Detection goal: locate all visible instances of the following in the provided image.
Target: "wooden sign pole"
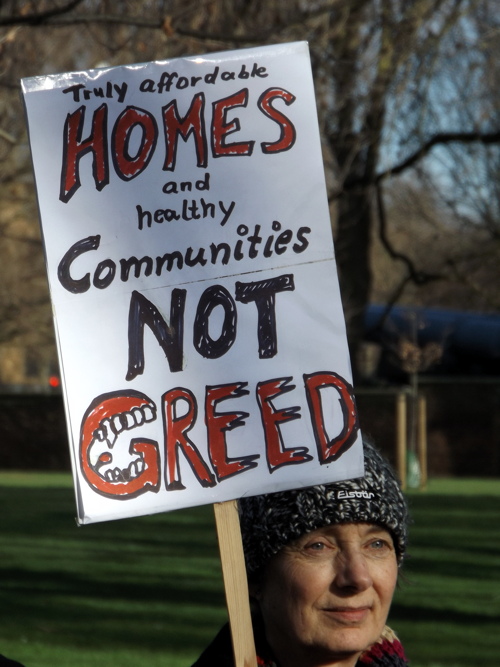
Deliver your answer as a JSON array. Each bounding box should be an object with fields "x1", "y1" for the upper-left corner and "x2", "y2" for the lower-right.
[
  {"x1": 395, "y1": 391, "x2": 407, "y2": 490},
  {"x1": 214, "y1": 499, "x2": 258, "y2": 667}
]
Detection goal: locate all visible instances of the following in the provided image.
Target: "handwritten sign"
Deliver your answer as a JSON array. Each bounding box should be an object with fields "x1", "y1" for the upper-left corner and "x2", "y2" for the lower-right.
[{"x1": 22, "y1": 42, "x2": 363, "y2": 524}]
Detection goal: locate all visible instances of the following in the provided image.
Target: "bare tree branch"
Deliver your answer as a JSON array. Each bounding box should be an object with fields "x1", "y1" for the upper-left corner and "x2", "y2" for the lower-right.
[
  {"x1": 0, "y1": 128, "x2": 16, "y2": 144},
  {"x1": 0, "y1": 0, "x2": 344, "y2": 43},
  {"x1": 376, "y1": 183, "x2": 443, "y2": 286},
  {"x1": 330, "y1": 130, "x2": 500, "y2": 198},
  {"x1": 0, "y1": 0, "x2": 85, "y2": 27},
  {"x1": 376, "y1": 130, "x2": 500, "y2": 183}
]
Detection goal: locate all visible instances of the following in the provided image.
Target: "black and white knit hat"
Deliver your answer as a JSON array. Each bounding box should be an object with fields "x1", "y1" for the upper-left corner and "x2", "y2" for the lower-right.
[{"x1": 239, "y1": 439, "x2": 409, "y2": 575}]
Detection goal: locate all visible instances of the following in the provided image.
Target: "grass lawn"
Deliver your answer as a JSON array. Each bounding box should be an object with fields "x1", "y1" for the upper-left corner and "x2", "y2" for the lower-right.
[
  {"x1": 393, "y1": 478, "x2": 500, "y2": 667},
  {"x1": 0, "y1": 473, "x2": 499, "y2": 666}
]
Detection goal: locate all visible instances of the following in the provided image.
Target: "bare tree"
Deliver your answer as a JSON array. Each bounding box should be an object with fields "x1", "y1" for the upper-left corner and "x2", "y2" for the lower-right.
[{"x1": 1, "y1": 0, "x2": 499, "y2": 382}]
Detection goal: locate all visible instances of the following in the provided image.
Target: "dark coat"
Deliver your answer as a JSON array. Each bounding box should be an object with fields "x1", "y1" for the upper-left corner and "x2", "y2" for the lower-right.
[
  {"x1": 191, "y1": 622, "x2": 409, "y2": 667},
  {"x1": 0, "y1": 655, "x2": 25, "y2": 667}
]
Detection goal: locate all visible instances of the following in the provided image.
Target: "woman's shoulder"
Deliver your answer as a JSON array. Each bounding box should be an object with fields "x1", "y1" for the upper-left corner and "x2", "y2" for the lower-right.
[
  {"x1": 190, "y1": 624, "x2": 235, "y2": 667},
  {"x1": 0, "y1": 656, "x2": 26, "y2": 667}
]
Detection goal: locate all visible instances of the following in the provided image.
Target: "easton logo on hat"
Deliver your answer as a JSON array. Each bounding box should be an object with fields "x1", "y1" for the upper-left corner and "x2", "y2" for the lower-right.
[{"x1": 335, "y1": 490, "x2": 375, "y2": 500}]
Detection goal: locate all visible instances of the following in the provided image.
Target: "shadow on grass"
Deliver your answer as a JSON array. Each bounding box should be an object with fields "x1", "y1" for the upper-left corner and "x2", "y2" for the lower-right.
[
  {"x1": 1, "y1": 570, "x2": 225, "y2": 651},
  {"x1": 402, "y1": 492, "x2": 500, "y2": 581},
  {"x1": 0, "y1": 484, "x2": 226, "y2": 653},
  {"x1": 392, "y1": 488, "x2": 500, "y2": 665},
  {"x1": 2, "y1": 480, "x2": 500, "y2": 665},
  {"x1": 392, "y1": 600, "x2": 497, "y2": 626}
]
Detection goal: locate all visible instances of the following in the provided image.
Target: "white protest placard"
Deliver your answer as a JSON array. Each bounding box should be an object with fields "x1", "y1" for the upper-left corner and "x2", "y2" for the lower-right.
[{"x1": 22, "y1": 42, "x2": 363, "y2": 524}]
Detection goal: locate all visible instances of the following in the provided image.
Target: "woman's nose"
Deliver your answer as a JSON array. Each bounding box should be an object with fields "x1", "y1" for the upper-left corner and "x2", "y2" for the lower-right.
[{"x1": 333, "y1": 550, "x2": 373, "y2": 592}]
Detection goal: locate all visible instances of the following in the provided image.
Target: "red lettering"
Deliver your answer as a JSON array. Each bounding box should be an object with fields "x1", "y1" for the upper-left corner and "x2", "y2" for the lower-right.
[
  {"x1": 79, "y1": 390, "x2": 160, "y2": 498},
  {"x1": 256, "y1": 377, "x2": 312, "y2": 472},
  {"x1": 258, "y1": 87, "x2": 296, "y2": 154},
  {"x1": 304, "y1": 371, "x2": 359, "y2": 463},
  {"x1": 205, "y1": 382, "x2": 258, "y2": 481},
  {"x1": 59, "y1": 88, "x2": 298, "y2": 202},
  {"x1": 162, "y1": 93, "x2": 207, "y2": 170},
  {"x1": 112, "y1": 106, "x2": 158, "y2": 180},
  {"x1": 212, "y1": 89, "x2": 255, "y2": 157},
  {"x1": 162, "y1": 387, "x2": 215, "y2": 490},
  {"x1": 78, "y1": 370, "x2": 359, "y2": 500},
  {"x1": 60, "y1": 104, "x2": 109, "y2": 203}
]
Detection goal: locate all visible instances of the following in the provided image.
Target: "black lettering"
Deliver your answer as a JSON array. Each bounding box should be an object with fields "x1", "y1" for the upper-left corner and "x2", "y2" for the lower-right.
[
  {"x1": 126, "y1": 289, "x2": 186, "y2": 380},
  {"x1": 136, "y1": 205, "x2": 152, "y2": 230},
  {"x1": 193, "y1": 285, "x2": 237, "y2": 359},
  {"x1": 120, "y1": 256, "x2": 154, "y2": 281},
  {"x1": 58, "y1": 235, "x2": 101, "y2": 294},
  {"x1": 235, "y1": 274, "x2": 295, "y2": 358},
  {"x1": 93, "y1": 258, "x2": 116, "y2": 289},
  {"x1": 293, "y1": 226, "x2": 311, "y2": 253}
]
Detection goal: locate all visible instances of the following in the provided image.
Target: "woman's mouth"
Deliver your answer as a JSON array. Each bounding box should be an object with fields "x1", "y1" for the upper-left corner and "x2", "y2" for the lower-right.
[{"x1": 323, "y1": 606, "x2": 371, "y2": 624}]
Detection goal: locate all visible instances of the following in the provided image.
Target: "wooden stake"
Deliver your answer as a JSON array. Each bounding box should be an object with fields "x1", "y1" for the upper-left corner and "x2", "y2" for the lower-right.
[
  {"x1": 417, "y1": 394, "x2": 428, "y2": 490},
  {"x1": 396, "y1": 391, "x2": 407, "y2": 490},
  {"x1": 214, "y1": 499, "x2": 258, "y2": 667}
]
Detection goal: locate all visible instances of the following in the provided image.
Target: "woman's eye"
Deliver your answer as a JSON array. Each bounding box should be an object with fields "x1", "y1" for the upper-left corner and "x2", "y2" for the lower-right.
[
  {"x1": 369, "y1": 538, "x2": 391, "y2": 551},
  {"x1": 306, "y1": 541, "x2": 326, "y2": 551}
]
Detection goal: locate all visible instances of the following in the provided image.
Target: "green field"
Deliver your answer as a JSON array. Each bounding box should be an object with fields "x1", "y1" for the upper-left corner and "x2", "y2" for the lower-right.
[{"x1": 0, "y1": 473, "x2": 499, "y2": 667}]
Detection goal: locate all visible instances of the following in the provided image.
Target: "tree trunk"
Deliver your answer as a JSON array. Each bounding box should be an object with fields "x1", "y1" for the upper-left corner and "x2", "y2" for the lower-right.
[{"x1": 335, "y1": 177, "x2": 373, "y2": 381}]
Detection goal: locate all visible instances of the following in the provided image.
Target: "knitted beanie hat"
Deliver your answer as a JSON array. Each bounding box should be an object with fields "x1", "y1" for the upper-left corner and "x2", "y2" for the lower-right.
[{"x1": 239, "y1": 439, "x2": 409, "y2": 575}]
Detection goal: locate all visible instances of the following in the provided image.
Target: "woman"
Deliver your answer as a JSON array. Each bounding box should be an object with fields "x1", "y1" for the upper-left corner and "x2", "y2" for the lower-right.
[{"x1": 192, "y1": 439, "x2": 410, "y2": 667}]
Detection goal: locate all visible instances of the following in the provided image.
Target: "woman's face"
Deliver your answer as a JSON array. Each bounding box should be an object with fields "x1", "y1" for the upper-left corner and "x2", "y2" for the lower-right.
[{"x1": 253, "y1": 522, "x2": 399, "y2": 667}]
